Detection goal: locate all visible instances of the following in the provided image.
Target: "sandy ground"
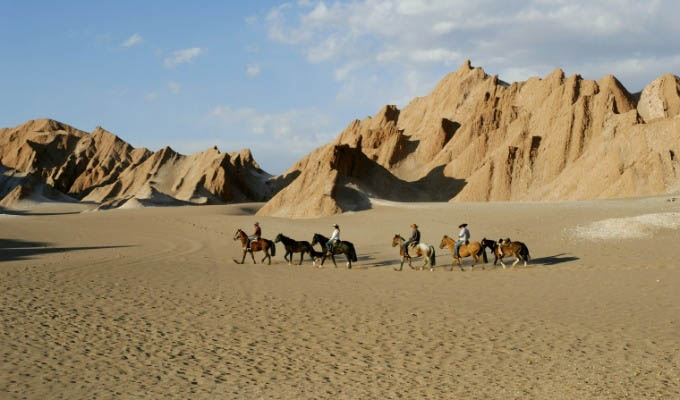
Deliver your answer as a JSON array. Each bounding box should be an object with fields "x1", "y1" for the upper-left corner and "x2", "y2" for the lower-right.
[{"x1": 1, "y1": 198, "x2": 679, "y2": 399}]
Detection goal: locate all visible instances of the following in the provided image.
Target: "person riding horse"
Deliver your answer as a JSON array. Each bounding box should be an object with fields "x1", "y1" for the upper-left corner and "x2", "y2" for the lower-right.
[
  {"x1": 246, "y1": 222, "x2": 262, "y2": 251},
  {"x1": 455, "y1": 223, "x2": 470, "y2": 258},
  {"x1": 327, "y1": 224, "x2": 340, "y2": 253},
  {"x1": 402, "y1": 223, "x2": 420, "y2": 257}
]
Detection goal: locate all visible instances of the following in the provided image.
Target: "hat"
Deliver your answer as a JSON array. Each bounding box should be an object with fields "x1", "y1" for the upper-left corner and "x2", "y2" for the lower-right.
[
  {"x1": 458, "y1": 223, "x2": 468, "y2": 228},
  {"x1": 411, "y1": 223, "x2": 418, "y2": 228},
  {"x1": 254, "y1": 222, "x2": 260, "y2": 226},
  {"x1": 333, "y1": 224, "x2": 339, "y2": 228}
]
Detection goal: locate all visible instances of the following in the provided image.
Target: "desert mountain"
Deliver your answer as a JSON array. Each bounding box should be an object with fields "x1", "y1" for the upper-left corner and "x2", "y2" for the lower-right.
[
  {"x1": 0, "y1": 164, "x2": 76, "y2": 209},
  {"x1": 258, "y1": 61, "x2": 680, "y2": 217},
  {"x1": 0, "y1": 119, "x2": 279, "y2": 209}
]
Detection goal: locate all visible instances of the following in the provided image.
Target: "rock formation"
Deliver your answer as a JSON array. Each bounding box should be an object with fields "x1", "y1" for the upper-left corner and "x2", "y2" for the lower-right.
[
  {"x1": 0, "y1": 119, "x2": 278, "y2": 209},
  {"x1": 258, "y1": 60, "x2": 680, "y2": 217}
]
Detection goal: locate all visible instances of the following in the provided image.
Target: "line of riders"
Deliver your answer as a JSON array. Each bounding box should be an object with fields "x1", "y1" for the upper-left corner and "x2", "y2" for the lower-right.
[{"x1": 233, "y1": 222, "x2": 530, "y2": 271}]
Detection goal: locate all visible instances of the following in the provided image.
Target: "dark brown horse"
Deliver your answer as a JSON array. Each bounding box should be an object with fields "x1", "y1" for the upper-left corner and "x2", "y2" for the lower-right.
[
  {"x1": 480, "y1": 238, "x2": 498, "y2": 265},
  {"x1": 275, "y1": 233, "x2": 315, "y2": 265},
  {"x1": 311, "y1": 233, "x2": 358, "y2": 269},
  {"x1": 233, "y1": 229, "x2": 276, "y2": 265}
]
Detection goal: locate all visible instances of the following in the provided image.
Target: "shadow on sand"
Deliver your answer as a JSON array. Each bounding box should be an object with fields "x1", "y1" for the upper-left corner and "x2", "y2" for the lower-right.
[
  {"x1": 531, "y1": 254, "x2": 579, "y2": 266},
  {"x1": 0, "y1": 238, "x2": 133, "y2": 263}
]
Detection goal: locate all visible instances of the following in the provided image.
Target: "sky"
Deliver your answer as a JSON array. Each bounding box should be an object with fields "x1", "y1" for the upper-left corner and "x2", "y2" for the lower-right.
[{"x1": 1, "y1": 0, "x2": 680, "y2": 173}]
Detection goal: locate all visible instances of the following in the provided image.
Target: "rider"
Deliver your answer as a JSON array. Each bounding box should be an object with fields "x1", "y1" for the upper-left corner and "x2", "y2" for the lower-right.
[
  {"x1": 402, "y1": 223, "x2": 420, "y2": 257},
  {"x1": 455, "y1": 223, "x2": 470, "y2": 258},
  {"x1": 327, "y1": 224, "x2": 340, "y2": 253},
  {"x1": 245, "y1": 222, "x2": 261, "y2": 251}
]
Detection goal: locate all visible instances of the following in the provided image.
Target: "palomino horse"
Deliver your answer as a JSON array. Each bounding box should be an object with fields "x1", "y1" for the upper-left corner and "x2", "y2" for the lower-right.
[
  {"x1": 233, "y1": 229, "x2": 276, "y2": 265},
  {"x1": 274, "y1": 233, "x2": 316, "y2": 266},
  {"x1": 391, "y1": 234, "x2": 436, "y2": 271},
  {"x1": 439, "y1": 235, "x2": 483, "y2": 271},
  {"x1": 495, "y1": 238, "x2": 531, "y2": 268},
  {"x1": 311, "y1": 233, "x2": 358, "y2": 269}
]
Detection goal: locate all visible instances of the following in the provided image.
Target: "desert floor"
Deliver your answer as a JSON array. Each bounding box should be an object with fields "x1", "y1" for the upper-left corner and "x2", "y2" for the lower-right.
[{"x1": 1, "y1": 198, "x2": 679, "y2": 399}]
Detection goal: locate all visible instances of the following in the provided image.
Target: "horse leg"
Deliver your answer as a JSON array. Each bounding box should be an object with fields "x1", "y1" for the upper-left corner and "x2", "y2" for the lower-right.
[
  {"x1": 500, "y1": 257, "x2": 507, "y2": 269},
  {"x1": 238, "y1": 250, "x2": 247, "y2": 264},
  {"x1": 299, "y1": 251, "x2": 304, "y2": 266},
  {"x1": 331, "y1": 254, "x2": 338, "y2": 268},
  {"x1": 512, "y1": 255, "x2": 520, "y2": 268},
  {"x1": 345, "y1": 253, "x2": 350, "y2": 269},
  {"x1": 250, "y1": 249, "x2": 257, "y2": 264},
  {"x1": 395, "y1": 256, "x2": 404, "y2": 271}
]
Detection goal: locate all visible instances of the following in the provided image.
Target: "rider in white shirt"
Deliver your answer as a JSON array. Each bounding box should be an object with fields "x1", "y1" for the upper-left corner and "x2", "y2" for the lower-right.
[
  {"x1": 455, "y1": 223, "x2": 470, "y2": 258},
  {"x1": 327, "y1": 224, "x2": 340, "y2": 253}
]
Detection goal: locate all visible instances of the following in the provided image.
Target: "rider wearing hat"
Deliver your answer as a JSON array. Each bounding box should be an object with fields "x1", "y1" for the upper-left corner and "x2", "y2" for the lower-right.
[
  {"x1": 402, "y1": 223, "x2": 420, "y2": 257},
  {"x1": 327, "y1": 224, "x2": 340, "y2": 253},
  {"x1": 455, "y1": 223, "x2": 470, "y2": 258},
  {"x1": 246, "y1": 222, "x2": 262, "y2": 251}
]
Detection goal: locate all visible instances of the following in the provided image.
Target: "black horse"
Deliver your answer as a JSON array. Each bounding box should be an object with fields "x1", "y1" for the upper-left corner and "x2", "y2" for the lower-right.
[
  {"x1": 311, "y1": 233, "x2": 358, "y2": 269},
  {"x1": 274, "y1": 233, "x2": 316, "y2": 265}
]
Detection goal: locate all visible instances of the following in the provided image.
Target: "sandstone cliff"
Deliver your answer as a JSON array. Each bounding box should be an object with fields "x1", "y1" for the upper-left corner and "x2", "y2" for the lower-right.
[
  {"x1": 0, "y1": 119, "x2": 277, "y2": 209},
  {"x1": 258, "y1": 61, "x2": 680, "y2": 217}
]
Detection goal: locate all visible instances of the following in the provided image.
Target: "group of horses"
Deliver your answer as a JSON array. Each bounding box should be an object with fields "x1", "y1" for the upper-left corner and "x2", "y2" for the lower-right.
[
  {"x1": 233, "y1": 228, "x2": 530, "y2": 271},
  {"x1": 391, "y1": 235, "x2": 530, "y2": 271},
  {"x1": 232, "y1": 229, "x2": 358, "y2": 268}
]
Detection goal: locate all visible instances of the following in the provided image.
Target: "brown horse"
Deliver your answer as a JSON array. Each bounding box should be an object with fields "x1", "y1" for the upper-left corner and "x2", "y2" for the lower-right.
[
  {"x1": 391, "y1": 234, "x2": 436, "y2": 271},
  {"x1": 495, "y1": 238, "x2": 531, "y2": 268},
  {"x1": 233, "y1": 229, "x2": 276, "y2": 265},
  {"x1": 439, "y1": 235, "x2": 483, "y2": 271}
]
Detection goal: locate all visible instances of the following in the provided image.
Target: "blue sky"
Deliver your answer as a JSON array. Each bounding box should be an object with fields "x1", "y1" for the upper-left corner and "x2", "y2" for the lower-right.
[{"x1": 2, "y1": 1, "x2": 680, "y2": 173}]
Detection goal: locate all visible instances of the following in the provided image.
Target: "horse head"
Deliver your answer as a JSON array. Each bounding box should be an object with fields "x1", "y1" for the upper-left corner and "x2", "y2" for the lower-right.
[
  {"x1": 311, "y1": 233, "x2": 322, "y2": 246},
  {"x1": 439, "y1": 235, "x2": 450, "y2": 249},
  {"x1": 391, "y1": 234, "x2": 403, "y2": 247},
  {"x1": 233, "y1": 229, "x2": 244, "y2": 241},
  {"x1": 274, "y1": 233, "x2": 283, "y2": 243}
]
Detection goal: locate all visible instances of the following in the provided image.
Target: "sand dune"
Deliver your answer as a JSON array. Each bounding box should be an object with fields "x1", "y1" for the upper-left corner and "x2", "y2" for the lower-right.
[{"x1": 1, "y1": 197, "x2": 679, "y2": 399}]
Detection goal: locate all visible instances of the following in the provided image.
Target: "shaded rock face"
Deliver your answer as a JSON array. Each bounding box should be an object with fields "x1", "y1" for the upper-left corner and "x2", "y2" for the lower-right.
[
  {"x1": 258, "y1": 61, "x2": 680, "y2": 217},
  {"x1": 0, "y1": 119, "x2": 277, "y2": 208}
]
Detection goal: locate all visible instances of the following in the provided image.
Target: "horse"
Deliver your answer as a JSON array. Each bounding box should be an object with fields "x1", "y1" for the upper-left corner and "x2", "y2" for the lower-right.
[
  {"x1": 311, "y1": 233, "x2": 358, "y2": 269},
  {"x1": 274, "y1": 233, "x2": 315, "y2": 266},
  {"x1": 480, "y1": 238, "x2": 498, "y2": 265},
  {"x1": 439, "y1": 235, "x2": 483, "y2": 271},
  {"x1": 391, "y1": 234, "x2": 436, "y2": 271},
  {"x1": 494, "y1": 238, "x2": 531, "y2": 268},
  {"x1": 232, "y1": 229, "x2": 276, "y2": 265}
]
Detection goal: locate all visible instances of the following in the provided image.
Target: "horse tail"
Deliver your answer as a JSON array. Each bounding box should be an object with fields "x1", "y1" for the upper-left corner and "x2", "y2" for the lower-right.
[
  {"x1": 348, "y1": 243, "x2": 358, "y2": 262},
  {"x1": 478, "y1": 246, "x2": 487, "y2": 263},
  {"x1": 429, "y1": 245, "x2": 436, "y2": 267},
  {"x1": 268, "y1": 240, "x2": 276, "y2": 256},
  {"x1": 522, "y1": 244, "x2": 530, "y2": 261}
]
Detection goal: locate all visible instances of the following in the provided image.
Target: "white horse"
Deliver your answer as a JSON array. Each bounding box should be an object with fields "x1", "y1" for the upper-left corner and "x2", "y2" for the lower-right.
[{"x1": 391, "y1": 234, "x2": 436, "y2": 271}]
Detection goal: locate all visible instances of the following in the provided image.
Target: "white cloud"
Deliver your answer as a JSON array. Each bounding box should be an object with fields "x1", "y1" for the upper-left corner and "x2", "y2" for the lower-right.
[
  {"x1": 121, "y1": 33, "x2": 143, "y2": 48},
  {"x1": 163, "y1": 47, "x2": 205, "y2": 68},
  {"x1": 207, "y1": 105, "x2": 336, "y2": 158},
  {"x1": 144, "y1": 92, "x2": 158, "y2": 101},
  {"x1": 246, "y1": 63, "x2": 261, "y2": 77},
  {"x1": 167, "y1": 81, "x2": 181, "y2": 94},
  {"x1": 262, "y1": 0, "x2": 680, "y2": 102}
]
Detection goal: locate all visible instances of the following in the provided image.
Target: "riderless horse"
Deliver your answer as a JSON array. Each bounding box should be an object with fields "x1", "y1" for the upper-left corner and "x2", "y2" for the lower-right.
[
  {"x1": 493, "y1": 238, "x2": 531, "y2": 268},
  {"x1": 274, "y1": 233, "x2": 317, "y2": 266}
]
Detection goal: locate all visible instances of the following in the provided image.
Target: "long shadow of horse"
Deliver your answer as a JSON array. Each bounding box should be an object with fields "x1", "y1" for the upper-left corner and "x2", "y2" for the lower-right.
[
  {"x1": 531, "y1": 253, "x2": 579, "y2": 266},
  {"x1": 0, "y1": 207, "x2": 81, "y2": 216},
  {"x1": 0, "y1": 238, "x2": 133, "y2": 263}
]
